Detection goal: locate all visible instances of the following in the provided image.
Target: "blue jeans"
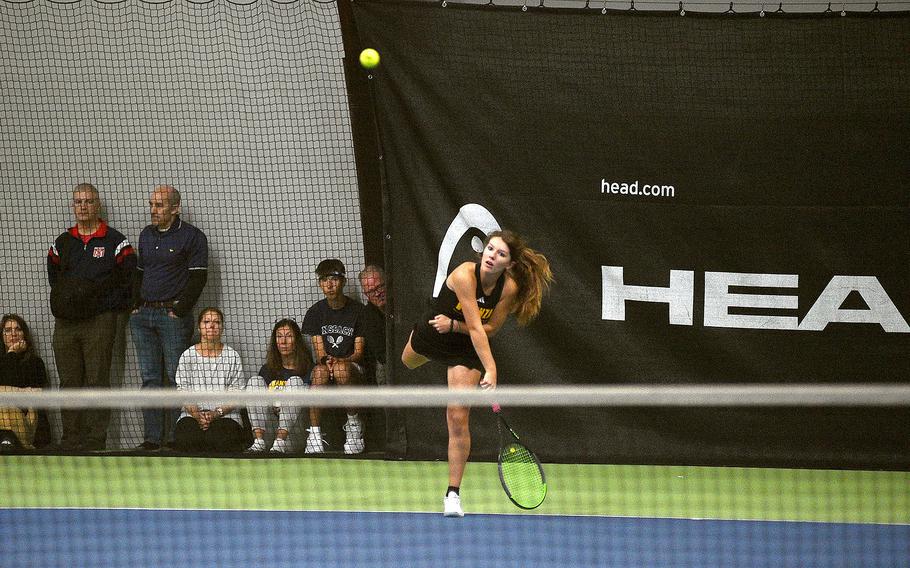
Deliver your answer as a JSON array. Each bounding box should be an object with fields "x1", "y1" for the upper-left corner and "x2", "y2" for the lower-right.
[{"x1": 129, "y1": 307, "x2": 193, "y2": 444}]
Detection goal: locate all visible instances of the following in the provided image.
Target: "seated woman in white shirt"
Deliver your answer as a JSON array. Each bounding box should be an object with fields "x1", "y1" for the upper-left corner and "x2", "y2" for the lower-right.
[{"x1": 173, "y1": 307, "x2": 247, "y2": 454}]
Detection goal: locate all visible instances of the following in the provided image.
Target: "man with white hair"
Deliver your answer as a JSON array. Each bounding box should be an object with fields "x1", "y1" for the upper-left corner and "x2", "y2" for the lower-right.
[
  {"x1": 358, "y1": 264, "x2": 387, "y2": 383},
  {"x1": 47, "y1": 182, "x2": 136, "y2": 451}
]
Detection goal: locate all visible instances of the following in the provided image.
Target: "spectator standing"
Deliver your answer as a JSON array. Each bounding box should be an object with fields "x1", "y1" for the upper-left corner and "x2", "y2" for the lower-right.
[
  {"x1": 130, "y1": 185, "x2": 208, "y2": 451},
  {"x1": 47, "y1": 183, "x2": 136, "y2": 451},
  {"x1": 302, "y1": 259, "x2": 366, "y2": 454}
]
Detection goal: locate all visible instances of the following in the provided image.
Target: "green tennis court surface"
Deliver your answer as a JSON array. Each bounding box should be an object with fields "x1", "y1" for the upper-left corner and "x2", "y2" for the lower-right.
[{"x1": 2, "y1": 456, "x2": 906, "y2": 524}]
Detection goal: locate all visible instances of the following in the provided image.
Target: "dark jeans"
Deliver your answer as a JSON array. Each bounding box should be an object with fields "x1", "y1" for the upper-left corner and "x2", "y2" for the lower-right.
[
  {"x1": 129, "y1": 307, "x2": 193, "y2": 444},
  {"x1": 174, "y1": 416, "x2": 247, "y2": 454},
  {"x1": 52, "y1": 311, "x2": 118, "y2": 448}
]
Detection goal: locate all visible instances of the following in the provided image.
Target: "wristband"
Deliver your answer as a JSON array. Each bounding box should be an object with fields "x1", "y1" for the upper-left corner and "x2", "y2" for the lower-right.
[{"x1": 449, "y1": 319, "x2": 454, "y2": 333}]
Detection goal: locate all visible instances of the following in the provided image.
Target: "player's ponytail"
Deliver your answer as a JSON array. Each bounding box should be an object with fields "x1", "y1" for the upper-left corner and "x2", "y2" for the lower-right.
[{"x1": 487, "y1": 230, "x2": 553, "y2": 326}]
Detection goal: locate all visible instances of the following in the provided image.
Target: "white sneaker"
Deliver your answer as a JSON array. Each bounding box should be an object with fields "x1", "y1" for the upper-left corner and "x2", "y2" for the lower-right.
[
  {"x1": 270, "y1": 438, "x2": 289, "y2": 454},
  {"x1": 344, "y1": 437, "x2": 365, "y2": 454},
  {"x1": 305, "y1": 428, "x2": 326, "y2": 454},
  {"x1": 245, "y1": 438, "x2": 266, "y2": 453},
  {"x1": 443, "y1": 492, "x2": 464, "y2": 517},
  {"x1": 343, "y1": 417, "x2": 364, "y2": 455}
]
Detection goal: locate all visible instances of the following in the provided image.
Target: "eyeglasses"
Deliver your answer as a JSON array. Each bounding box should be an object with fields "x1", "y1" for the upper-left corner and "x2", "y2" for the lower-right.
[{"x1": 363, "y1": 282, "x2": 386, "y2": 297}]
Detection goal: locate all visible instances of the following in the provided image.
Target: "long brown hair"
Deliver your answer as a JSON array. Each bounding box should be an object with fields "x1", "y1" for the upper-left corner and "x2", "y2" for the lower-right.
[
  {"x1": 1, "y1": 313, "x2": 37, "y2": 360},
  {"x1": 486, "y1": 230, "x2": 553, "y2": 326},
  {"x1": 266, "y1": 318, "x2": 313, "y2": 377}
]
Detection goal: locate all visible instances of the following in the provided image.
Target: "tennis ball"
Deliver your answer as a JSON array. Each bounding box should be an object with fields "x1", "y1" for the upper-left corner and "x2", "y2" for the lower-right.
[
  {"x1": 359, "y1": 48, "x2": 380, "y2": 69},
  {"x1": 509, "y1": 447, "x2": 516, "y2": 453}
]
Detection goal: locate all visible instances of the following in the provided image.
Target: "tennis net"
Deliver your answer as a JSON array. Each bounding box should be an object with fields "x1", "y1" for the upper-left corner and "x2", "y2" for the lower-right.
[{"x1": 0, "y1": 384, "x2": 908, "y2": 567}]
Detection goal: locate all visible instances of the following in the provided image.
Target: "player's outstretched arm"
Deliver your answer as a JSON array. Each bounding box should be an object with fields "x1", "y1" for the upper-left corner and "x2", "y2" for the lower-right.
[{"x1": 449, "y1": 263, "x2": 497, "y2": 388}]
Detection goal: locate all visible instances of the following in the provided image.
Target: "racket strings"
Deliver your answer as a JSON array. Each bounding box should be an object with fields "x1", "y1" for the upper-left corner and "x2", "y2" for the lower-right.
[{"x1": 499, "y1": 442, "x2": 546, "y2": 507}]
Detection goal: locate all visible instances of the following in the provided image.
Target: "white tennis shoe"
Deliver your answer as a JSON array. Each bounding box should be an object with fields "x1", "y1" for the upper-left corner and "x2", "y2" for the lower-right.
[
  {"x1": 245, "y1": 438, "x2": 266, "y2": 453},
  {"x1": 343, "y1": 416, "x2": 364, "y2": 455},
  {"x1": 443, "y1": 492, "x2": 464, "y2": 517},
  {"x1": 269, "y1": 438, "x2": 289, "y2": 454},
  {"x1": 305, "y1": 428, "x2": 326, "y2": 454}
]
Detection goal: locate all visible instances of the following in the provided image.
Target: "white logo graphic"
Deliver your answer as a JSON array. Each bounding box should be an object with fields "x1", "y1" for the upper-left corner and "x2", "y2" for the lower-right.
[
  {"x1": 433, "y1": 204, "x2": 501, "y2": 298},
  {"x1": 601, "y1": 266, "x2": 910, "y2": 333},
  {"x1": 600, "y1": 179, "x2": 676, "y2": 198},
  {"x1": 327, "y1": 335, "x2": 344, "y2": 349}
]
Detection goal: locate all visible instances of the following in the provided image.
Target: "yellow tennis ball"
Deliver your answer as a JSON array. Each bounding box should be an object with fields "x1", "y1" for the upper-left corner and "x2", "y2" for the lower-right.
[
  {"x1": 359, "y1": 48, "x2": 380, "y2": 69},
  {"x1": 509, "y1": 447, "x2": 516, "y2": 453}
]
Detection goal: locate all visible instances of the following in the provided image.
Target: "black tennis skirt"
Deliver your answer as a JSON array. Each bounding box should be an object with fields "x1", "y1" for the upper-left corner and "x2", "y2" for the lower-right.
[{"x1": 410, "y1": 319, "x2": 484, "y2": 371}]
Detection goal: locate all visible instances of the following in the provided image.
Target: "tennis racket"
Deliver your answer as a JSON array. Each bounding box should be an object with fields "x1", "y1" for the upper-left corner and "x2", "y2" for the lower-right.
[{"x1": 492, "y1": 403, "x2": 547, "y2": 509}]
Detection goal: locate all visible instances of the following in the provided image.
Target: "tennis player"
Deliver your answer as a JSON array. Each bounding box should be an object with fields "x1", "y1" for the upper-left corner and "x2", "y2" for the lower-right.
[{"x1": 401, "y1": 230, "x2": 552, "y2": 517}]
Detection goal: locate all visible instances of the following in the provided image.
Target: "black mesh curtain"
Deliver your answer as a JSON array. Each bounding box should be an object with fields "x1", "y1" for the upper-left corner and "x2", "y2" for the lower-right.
[{"x1": 346, "y1": 1, "x2": 910, "y2": 467}]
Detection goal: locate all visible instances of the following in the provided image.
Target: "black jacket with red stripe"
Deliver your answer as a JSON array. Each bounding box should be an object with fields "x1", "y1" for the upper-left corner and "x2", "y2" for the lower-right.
[{"x1": 47, "y1": 221, "x2": 137, "y2": 315}]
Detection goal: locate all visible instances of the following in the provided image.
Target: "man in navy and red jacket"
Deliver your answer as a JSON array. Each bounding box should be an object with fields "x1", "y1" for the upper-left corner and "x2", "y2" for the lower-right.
[{"x1": 47, "y1": 182, "x2": 136, "y2": 451}]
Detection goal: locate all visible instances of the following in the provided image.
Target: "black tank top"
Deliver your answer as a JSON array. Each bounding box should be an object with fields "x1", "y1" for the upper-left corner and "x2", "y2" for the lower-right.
[{"x1": 434, "y1": 263, "x2": 506, "y2": 324}]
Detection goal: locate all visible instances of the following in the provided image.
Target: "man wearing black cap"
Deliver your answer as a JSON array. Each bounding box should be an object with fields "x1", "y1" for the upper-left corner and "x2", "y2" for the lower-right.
[{"x1": 301, "y1": 259, "x2": 366, "y2": 454}]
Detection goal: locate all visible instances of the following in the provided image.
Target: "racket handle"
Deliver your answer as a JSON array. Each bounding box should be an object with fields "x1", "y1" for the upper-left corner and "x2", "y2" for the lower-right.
[{"x1": 491, "y1": 403, "x2": 501, "y2": 413}]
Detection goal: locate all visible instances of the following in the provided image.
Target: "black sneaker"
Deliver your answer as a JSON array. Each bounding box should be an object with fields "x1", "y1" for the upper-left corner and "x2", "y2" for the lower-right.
[{"x1": 135, "y1": 441, "x2": 161, "y2": 451}]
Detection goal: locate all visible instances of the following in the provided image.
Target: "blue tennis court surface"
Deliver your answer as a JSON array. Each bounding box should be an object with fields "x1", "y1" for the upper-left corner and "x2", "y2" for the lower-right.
[{"x1": 2, "y1": 509, "x2": 907, "y2": 567}]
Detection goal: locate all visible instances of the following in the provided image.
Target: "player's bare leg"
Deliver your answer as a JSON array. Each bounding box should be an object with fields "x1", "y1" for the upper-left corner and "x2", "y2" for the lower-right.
[
  {"x1": 401, "y1": 332, "x2": 429, "y2": 369},
  {"x1": 444, "y1": 365, "x2": 480, "y2": 517},
  {"x1": 446, "y1": 365, "x2": 481, "y2": 488}
]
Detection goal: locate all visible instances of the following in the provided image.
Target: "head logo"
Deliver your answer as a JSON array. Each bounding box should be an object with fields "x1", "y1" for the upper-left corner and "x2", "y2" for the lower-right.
[
  {"x1": 433, "y1": 204, "x2": 501, "y2": 298},
  {"x1": 601, "y1": 266, "x2": 909, "y2": 333}
]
